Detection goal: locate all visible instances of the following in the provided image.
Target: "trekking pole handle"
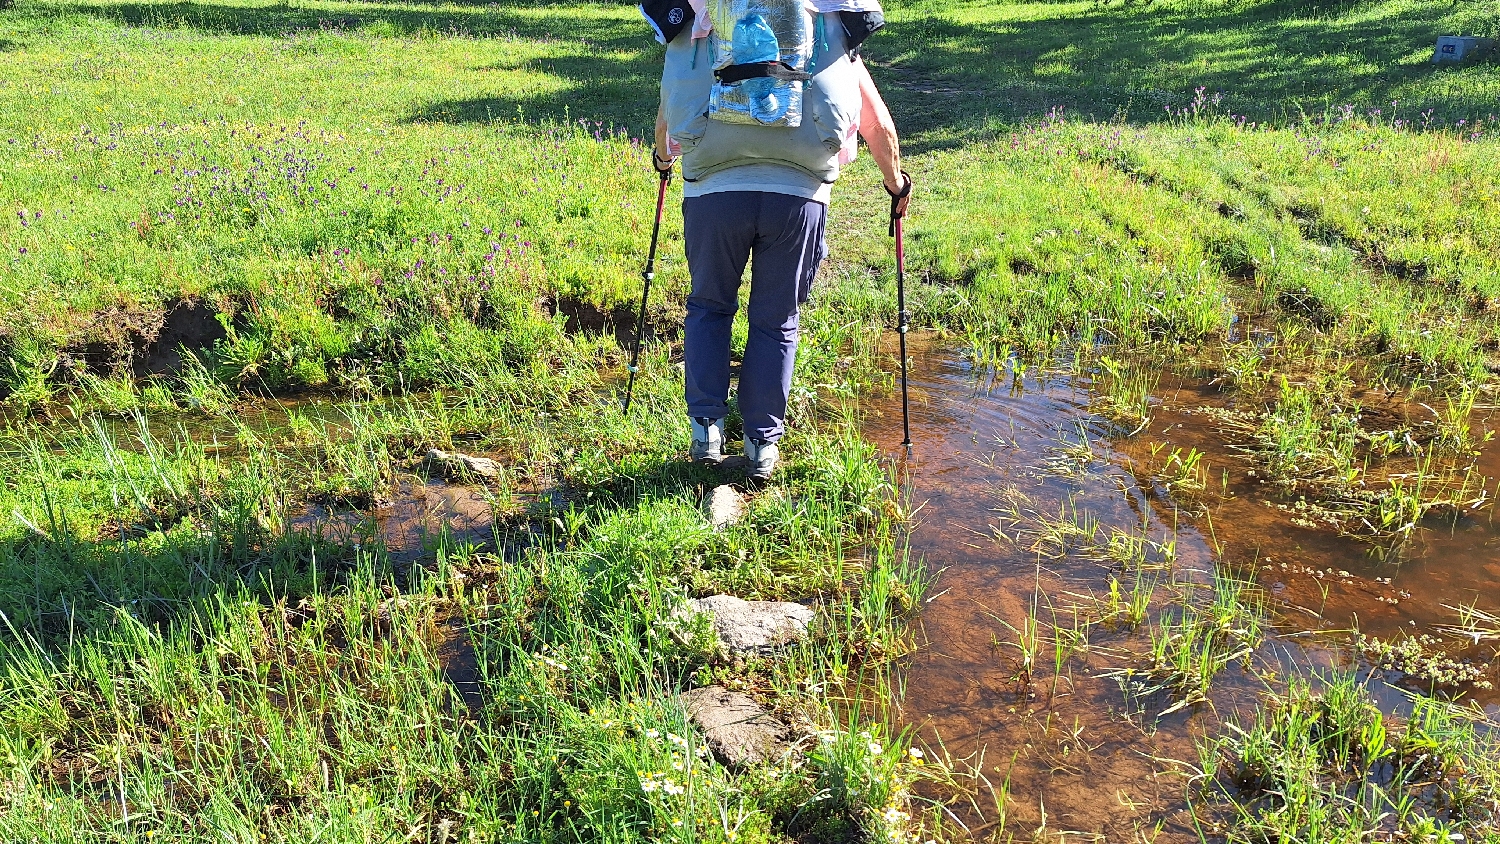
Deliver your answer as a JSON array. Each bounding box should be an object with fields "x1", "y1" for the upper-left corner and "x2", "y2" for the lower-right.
[
  {"x1": 886, "y1": 170, "x2": 912, "y2": 237},
  {"x1": 653, "y1": 151, "x2": 675, "y2": 183}
]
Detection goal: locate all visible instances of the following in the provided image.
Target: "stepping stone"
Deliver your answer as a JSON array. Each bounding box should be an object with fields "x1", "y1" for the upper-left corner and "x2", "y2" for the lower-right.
[
  {"x1": 679, "y1": 595, "x2": 814, "y2": 655},
  {"x1": 426, "y1": 448, "x2": 500, "y2": 481},
  {"x1": 681, "y1": 685, "x2": 789, "y2": 770},
  {"x1": 707, "y1": 484, "x2": 745, "y2": 531}
]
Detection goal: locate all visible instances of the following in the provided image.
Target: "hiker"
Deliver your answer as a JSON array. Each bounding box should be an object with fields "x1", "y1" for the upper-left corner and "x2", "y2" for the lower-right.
[{"x1": 646, "y1": 0, "x2": 911, "y2": 481}]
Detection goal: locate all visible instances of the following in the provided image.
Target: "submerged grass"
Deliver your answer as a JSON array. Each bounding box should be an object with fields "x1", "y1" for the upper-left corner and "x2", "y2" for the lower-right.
[{"x1": 1198, "y1": 674, "x2": 1500, "y2": 843}]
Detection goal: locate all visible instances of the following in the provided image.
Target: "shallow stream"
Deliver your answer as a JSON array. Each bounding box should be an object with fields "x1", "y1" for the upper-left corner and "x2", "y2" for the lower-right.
[
  {"x1": 865, "y1": 341, "x2": 1500, "y2": 839},
  {"x1": 40, "y1": 342, "x2": 1500, "y2": 839}
]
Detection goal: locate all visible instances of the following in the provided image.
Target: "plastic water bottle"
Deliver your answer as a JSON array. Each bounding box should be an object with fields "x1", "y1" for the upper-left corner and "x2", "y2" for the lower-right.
[
  {"x1": 733, "y1": 13, "x2": 779, "y2": 63},
  {"x1": 733, "y1": 14, "x2": 786, "y2": 124}
]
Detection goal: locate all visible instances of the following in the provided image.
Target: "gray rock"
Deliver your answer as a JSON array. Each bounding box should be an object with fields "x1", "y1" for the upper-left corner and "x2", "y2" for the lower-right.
[
  {"x1": 706, "y1": 484, "x2": 745, "y2": 531},
  {"x1": 681, "y1": 594, "x2": 813, "y2": 654},
  {"x1": 426, "y1": 449, "x2": 501, "y2": 481},
  {"x1": 681, "y1": 686, "x2": 789, "y2": 769}
]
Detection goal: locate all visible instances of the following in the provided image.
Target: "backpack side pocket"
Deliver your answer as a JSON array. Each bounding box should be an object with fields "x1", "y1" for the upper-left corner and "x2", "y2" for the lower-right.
[
  {"x1": 662, "y1": 35, "x2": 714, "y2": 153},
  {"x1": 806, "y1": 32, "x2": 861, "y2": 155}
]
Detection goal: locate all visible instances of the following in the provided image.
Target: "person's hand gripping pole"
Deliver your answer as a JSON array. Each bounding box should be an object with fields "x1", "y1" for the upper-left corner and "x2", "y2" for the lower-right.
[
  {"x1": 888, "y1": 170, "x2": 914, "y2": 451},
  {"x1": 622, "y1": 153, "x2": 673, "y2": 415}
]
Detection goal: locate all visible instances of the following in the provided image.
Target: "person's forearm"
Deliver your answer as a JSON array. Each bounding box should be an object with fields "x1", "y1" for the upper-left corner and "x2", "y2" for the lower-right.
[
  {"x1": 856, "y1": 61, "x2": 903, "y2": 192},
  {"x1": 655, "y1": 100, "x2": 671, "y2": 161}
]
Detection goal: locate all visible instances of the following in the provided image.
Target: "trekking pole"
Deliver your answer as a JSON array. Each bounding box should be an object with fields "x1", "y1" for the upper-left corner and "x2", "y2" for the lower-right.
[
  {"x1": 889, "y1": 171, "x2": 914, "y2": 452},
  {"x1": 623, "y1": 166, "x2": 671, "y2": 415}
]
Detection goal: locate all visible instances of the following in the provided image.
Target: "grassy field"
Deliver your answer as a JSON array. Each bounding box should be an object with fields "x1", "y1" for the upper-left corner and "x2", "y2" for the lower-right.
[{"x1": 2, "y1": 0, "x2": 1500, "y2": 840}]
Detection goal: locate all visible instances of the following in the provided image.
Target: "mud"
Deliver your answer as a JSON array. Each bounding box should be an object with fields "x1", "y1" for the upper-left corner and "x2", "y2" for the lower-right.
[
  {"x1": 434, "y1": 615, "x2": 484, "y2": 718},
  {"x1": 293, "y1": 477, "x2": 498, "y2": 564},
  {"x1": 539, "y1": 295, "x2": 640, "y2": 348},
  {"x1": 133, "y1": 299, "x2": 228, "y2": 376},
  {"x1": 866, "y1": 340, "x2": 1500, "y2": 840},
  {"x1": 56, "y1": 296, "x2": 230, "y2": 379}
]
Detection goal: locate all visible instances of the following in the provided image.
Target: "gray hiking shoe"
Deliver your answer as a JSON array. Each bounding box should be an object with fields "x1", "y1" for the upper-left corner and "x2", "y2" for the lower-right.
[
  {"x1": 690, "y1": 417, "x2": 725, "y2": 464},
  {"x1": 744, "y1": 438, "x2": 779, "y2": 481}
]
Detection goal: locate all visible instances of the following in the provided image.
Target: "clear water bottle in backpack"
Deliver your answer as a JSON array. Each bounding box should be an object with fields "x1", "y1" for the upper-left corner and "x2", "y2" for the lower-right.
[
  {"x1": 705, "y1": 0, "x2": 811, "y2": 128},
  {"x1": 732, "y1": 14, "x2": 787, "y2": 124}
]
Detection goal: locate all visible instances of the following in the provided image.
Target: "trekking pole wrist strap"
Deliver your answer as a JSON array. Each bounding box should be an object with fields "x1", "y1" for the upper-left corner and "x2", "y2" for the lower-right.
[
  {"x1": 887, "y1": 170, "x2": 911, "y2": 236},
  {"x1": 885, "y1": 170, "x2": 912, "y2": 200},
  {"x1": 653, "y1": 151, "x2": 674, "y2": 182}
]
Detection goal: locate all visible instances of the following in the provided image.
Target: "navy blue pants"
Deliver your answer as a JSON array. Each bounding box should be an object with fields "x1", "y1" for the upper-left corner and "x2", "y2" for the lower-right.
[{"x1": 682, "y1": 191, "x2": 828, "y2": 443}]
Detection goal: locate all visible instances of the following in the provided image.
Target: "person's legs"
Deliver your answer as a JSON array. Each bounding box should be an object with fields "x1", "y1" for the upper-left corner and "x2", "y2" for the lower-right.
[
  {"x1": 683, "y1": 192, "x2": 759, "y2": 424},
  {"x1": 739, "y1": 194, "x2": 827, "y2": 444}
]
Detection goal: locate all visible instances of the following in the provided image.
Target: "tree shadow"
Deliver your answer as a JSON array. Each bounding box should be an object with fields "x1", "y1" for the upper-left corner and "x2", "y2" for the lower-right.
[
  {"x1": 867, "y1": 0, "x2": 1495, "y2": 150},
  {"x1": 42, "y1": 0, "x2": 640, "y2": 42},
  {"x1": 42, "y1": 0, "x2": 663, "y2": 129},
  {"x1": 412, "y1": 53, "x2": 659, "y2": 130},
  {"x1": 0, "y1": 474, "x2": 518, "y2": 652},
  {"x1": 0, "y1": 514, "x2": 353, "y2": 647},
  {"x1": 35, "y1": 0, "x2": 1497, "y2": 148}
]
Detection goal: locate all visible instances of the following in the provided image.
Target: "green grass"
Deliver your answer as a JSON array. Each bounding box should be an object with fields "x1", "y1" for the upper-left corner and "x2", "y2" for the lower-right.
[
  {"x1": 882, "y1": 0, "x2": 1500, "y2": 144},
  {"x1": 0, "y1": 359, "x2": 931, "y2": 841},
  {"x1": 1198, "y1": 673, "x2": 1500, "y2": 842}
]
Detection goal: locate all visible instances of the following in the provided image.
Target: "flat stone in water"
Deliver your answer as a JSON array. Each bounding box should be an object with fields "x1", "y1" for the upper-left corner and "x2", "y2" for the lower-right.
[
  {"x1": 426, "y1": 448, "x2": 500, "y2": 481},
  {"x1": 707, "y1": 484, "x2": 745, "y2": 531},
  {"x1": 681, "y1": 685, "x2": 789, "y2": 769},
  {"x1": 683, "y1": 594, "x2": 813, "y2": 654}
]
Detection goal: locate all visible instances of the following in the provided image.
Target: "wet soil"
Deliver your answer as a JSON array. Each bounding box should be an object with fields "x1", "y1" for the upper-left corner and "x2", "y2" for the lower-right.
[
  {"x1": 866, "y1": 341, "x2": 1500, "y2": 840},
  {"x1": 292, "y1": 477, "x2": 498, "y2": 564},
  {"x1": 132, "y1": 299, "x2": 229, "y2": 377},
  {"x1": 434, "y1": 615, "x2": 485, "y2": 718},
  {"x1": 52, "y1": 296, "x2": 231, "y2": 380}
]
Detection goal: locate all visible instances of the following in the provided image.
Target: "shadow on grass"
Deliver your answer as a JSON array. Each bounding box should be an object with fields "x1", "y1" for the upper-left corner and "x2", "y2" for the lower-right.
[
  {"x1": 0, "y1": 516, "x2": 360, "y2": 646},
  {"x1": 41, "y1": 0, "x2": 643, "y2": 43},
  {"x1": 40, "y1": 0, "x2": 662, "y2": 128},
  {"x1": 32, "y1": 0, "x2": 1498, "y2": 146},
  {"x1": 412, "y1": 54, "x2": 658, "y2": 129},
  {"x1": 871, "y1": 0, "x2": 1497, "y2": 150},
  {"x1": 0, "y1": 449, "x2": 727, "y2": 652}
]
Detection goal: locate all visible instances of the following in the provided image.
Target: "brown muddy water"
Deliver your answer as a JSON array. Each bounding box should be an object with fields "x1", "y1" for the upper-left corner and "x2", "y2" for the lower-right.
[
  {"x1": 292, "y1": 478, "x2": 500, "y2": 564},
  {"x1": 81, "y1": 395, "x2": 530, "y2": 563},
  {"x1": 866, "y1": 341, "x2": 1500, "y2": 841}
]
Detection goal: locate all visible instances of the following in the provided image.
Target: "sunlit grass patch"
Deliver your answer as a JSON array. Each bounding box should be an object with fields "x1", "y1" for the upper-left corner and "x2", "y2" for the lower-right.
[{"x1": 1197, "y1": 674, "x2": 1500, "y2": 842}]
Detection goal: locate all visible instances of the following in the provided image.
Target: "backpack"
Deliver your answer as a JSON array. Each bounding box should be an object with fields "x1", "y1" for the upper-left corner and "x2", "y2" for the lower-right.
[{"x1": 653, "y1": 1, "x2": 876, "y2": 185}]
